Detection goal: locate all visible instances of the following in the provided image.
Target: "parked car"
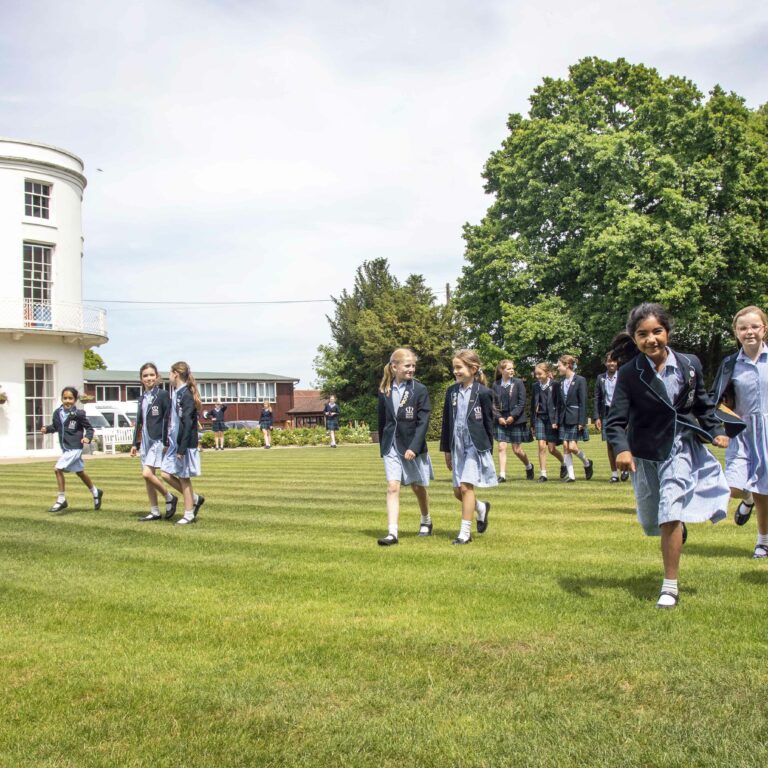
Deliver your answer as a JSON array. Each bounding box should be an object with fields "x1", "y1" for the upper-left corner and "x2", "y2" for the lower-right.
[
  {"x1": 224, "y1": 420, "x2": 260, "y2": 430},
  {"x1": 85, "y1": 402, "x2": 136, "y2": 429}
]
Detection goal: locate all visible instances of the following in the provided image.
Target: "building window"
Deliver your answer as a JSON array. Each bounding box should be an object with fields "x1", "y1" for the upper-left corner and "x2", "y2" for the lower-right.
[
  {"x1": 25, "y1": 363, "x2": 55, "y2": 450},
  {"x1": 25, "y1": 180, "x2": 51, "y2": 219},
  {"x1": 23, "y1": 243, "x2": 53, "y2": 328},
  {"x1": 259, "y1": 382, "x2": 276, "y2": 402},
  {"x1": 96, "y1": 385, "x2": 120, "y2": 401},
  {"x1": 126, "y1": 385, "x2": 141, "y2": 401}
]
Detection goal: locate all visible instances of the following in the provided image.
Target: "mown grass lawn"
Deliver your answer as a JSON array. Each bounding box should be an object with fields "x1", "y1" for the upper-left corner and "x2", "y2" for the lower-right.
[{"x1": 1, "y1": 443, "x2": 766, "y2": 767}]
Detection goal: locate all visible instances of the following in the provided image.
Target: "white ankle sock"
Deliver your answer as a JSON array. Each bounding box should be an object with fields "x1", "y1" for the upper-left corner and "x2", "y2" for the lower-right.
[
  {"x1": 611, "y1": 471, "x2": 618, "y2": 479},
  {"x1": 57, "y1": 493, "x2": 66, "y2": 503},
  {"x1": 757, "y1": 534, "x2": 768, "y2": 546},
  {"x1": 388, "y1": 524, "x2": 398, "y2": 538},
  {"x1": 564, "y1": 454, "x2": 575, "y2": 479},
  {"x1": 540, "y1": 469, "x2": 547, "y2": 478},
  {"x1": 420, "y1": 514, "x2": 431, "y2": 526},
  {"x1": 165, "y1": 492, "x2": 174, "y2": 502},
  {"x1": 458, "y1": 519, "x2": 472, "y2": 541},
  {"x1": 744, "y1": 492, "x2": 755, "y2": 505},
  {"x1": 475, "y1": 500, "x2": 487, "y2": 521},
  {"x1": 525, "y1": 463, "x2": 533, "y2": 470},
  {"x1": 183, "y1": 509, "x2": 195, "y2": 521},
  {"x1": 91, "y1": 486, "x2": 100, "y2": 497},
  {"x1": 662, "y1": 578, "x2": 678, "y2": 596},
  {"x1": 150, "y1": 505, "x2": 159, "y2": 515}
]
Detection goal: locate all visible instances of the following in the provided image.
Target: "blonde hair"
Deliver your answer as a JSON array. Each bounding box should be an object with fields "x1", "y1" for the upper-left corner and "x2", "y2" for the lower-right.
[
  {"x1": 170, "y1": 361, "x2": 202, "y2": 413},
  {"x1": 379, "y1": 347, "x2": 416, "y2": 395},
  {"x1": 495, "y1": 358, "x2": 515, "y2": 382},
  {"x1": 535, "y1": 362, "x2": 555, "y2": 378},
  {"x1": 453, "y1": 349, "x2": 487, "y2": 386},
  {"x1": 732, "y1": 305, "x2": 768, "y2": 332},
  {"x1": 558, "y1": 354, "x2": 577, "y2": 371}
]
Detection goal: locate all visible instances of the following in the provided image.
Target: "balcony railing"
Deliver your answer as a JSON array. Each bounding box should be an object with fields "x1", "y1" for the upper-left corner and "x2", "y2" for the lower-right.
[{"x1": 0, "y1": 298, "x2": 107, "y2": 339}]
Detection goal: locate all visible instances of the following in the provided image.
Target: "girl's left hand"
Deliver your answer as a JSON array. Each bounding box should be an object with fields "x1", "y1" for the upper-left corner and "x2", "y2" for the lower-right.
[
  {"x1": 403, "y1": 449, "x2": 415, "y2": 461},
  {"x1": 444, "y1": 452, "x2": 452, "y2": 470},
  {"x1": 81, "y1": 438, "x2": 90, "y2": 444},
  {"x1": 176, "y1": 453, "x2": 184, "y2": 461},
  {"x1": 712, "y1": 435, "x2": 729, "y2": 449}
]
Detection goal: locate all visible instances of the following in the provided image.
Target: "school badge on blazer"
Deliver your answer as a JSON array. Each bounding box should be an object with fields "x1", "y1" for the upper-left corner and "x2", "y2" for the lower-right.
[
  {"x1": 473, "y1": 406, "x2": 482, "y2": 420},
  {"x1": 404, "y1": 406, "x2": 415, "y2": 420}
]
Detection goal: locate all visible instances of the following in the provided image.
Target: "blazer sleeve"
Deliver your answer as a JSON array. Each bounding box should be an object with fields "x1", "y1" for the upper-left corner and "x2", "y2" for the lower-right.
[
  {"x1": 80, "y1": 411, "x2": 95, "y2": 442},
  {"x1": 605, "y1": 369, "x2": 631, "y2": 455},
  {"x1": 510, "y1": 380, "x2": 526, "y2": 422},
  {"x1": 690, "y1": 358, "x2": 725, "y2": 439},
  {"x1": 439, "y1": 389, "x2": 452, "y2": 453},
  {"x1": 491, "y1": 384, "x2": 502, "y2": 421},
  {"x1": 481, "y1": 389, "x2": 495, "y2": 452},
  {"x1": 594, "y1": 377, "x2": 603, "y2": 422},
  {"x1": 176, "y1": 393, "x2": 196, "y2": 454},
  {"x1": 43, "y1": 410, "x2": 59, "y2": 434},
  {"x1": 159, "y1": 390, "x2": 171, "y2": 445},
  {"x1": 408, "y1": 385, "x2": 431, "y2": 454},
  {"x1": 577, "y1": 376, "x2": 588, "y2": 426},
  {"x1": 377, "y1": 393, "x2": 386, "y2": 447},
  {"x1": 133, "y1": 395, "x2": 144, "y2": 447}
]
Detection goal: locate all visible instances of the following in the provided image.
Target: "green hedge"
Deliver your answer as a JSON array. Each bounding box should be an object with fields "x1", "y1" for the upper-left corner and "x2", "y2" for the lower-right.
[{"x1": 200, "y1": 424, "x2": 372, "y2": 449}]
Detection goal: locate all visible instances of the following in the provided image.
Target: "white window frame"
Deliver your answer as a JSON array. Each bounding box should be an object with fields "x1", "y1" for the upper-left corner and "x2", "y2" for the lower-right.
[
  {"x1": 24, "y1": 179, "x2": 52, "y2": 219},
  {"x1": 25, "y1": 362, "x2": 55, "y2": 450},
  {"x1": 96, "y1": 385, "x2": 121, "y2": 401}
]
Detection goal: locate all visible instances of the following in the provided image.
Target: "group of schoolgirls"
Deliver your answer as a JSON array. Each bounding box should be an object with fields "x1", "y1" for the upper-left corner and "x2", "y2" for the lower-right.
[
  {"x1": 493, "y1": 356, "x2": 594, "y2": 484},
  {"x1": 206, "y1": 399, "x2": 274, "y2": 450},
  {"x1": 41, "y1": 361, "x2": 205, "y2": 526}
]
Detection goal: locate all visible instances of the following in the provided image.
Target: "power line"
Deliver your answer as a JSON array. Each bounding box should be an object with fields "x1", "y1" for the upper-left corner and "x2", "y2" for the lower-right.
[{"x1": 84, "y1": 298, "x2": 334, "y2": 306}]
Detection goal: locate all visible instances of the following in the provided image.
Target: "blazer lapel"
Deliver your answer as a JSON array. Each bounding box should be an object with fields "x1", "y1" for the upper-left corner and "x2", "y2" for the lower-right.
[
  {"x1": 672, "y1": 352, "x2": 696, "y2": 410},
  {"x1": 636, "y1": 355, "x2": 674, "y2": 409}
]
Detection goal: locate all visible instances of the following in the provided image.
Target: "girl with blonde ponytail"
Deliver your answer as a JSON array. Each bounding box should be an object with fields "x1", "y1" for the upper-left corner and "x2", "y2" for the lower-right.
[
  {"x1": 161, "y1": 361, "x2": 205, "y2": 525},
  {"x1": 376, "y1": 348, "x2": 433, "y2": 546}
]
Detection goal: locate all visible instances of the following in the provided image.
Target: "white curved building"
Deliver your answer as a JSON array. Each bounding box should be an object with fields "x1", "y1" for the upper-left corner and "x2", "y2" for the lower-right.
[{"x1": 0, "y1": 138, "x2": 107, "y2": 458}]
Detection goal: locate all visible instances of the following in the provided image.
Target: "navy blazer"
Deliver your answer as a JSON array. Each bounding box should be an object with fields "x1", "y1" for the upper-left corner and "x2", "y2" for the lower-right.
[
  {"x1": 174, "y1": 388, "x2": 199, "y2": 455},
  {"x1": 259, "y1": 408, "x2": 273, "y2": 429},
  {"x1": 207, "y1": 405, "x2": 227, "y2": 426},
  {"x1": 710, "y1": 351, "x2": 751, "y2": 437},
  {"x1": 377, "y1": 379, "x2": 431, "y2": 458},
  {"x1": 593, "y1": 372, "x2": 617, "y2": 422},
  {"x1": 531, "y1": 381, "x2": 560, "y2": 426},
  {"x1": 439, "y1": 381, "x2": 495, "y2": 454},
  {"x1": 491, "y1": 378, "x2": 528, "y2": 425},
  {"x1": 133, "y1": 388, "x2": 171, "y2": 447},
  {"x1": 605, "y1": 349, "x2": 725, "y2": 462},
  {"x1": 557, "y1": 374, "x2": 588, "y2": 427},
  {"x1": 43, "y1": 407, "x2": 94, "y2": 451}
]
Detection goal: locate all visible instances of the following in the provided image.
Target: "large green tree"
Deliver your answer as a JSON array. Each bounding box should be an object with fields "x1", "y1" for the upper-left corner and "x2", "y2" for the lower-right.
[
  {"x1": 456, "y1": 57, "x2": 768, "y2": 378},
  {"x1": 84, "y1": 348, "x2": 107, "y2": 370},
  {"x1": 314, "y1": 259, "x2": 456, "y2": 424}
]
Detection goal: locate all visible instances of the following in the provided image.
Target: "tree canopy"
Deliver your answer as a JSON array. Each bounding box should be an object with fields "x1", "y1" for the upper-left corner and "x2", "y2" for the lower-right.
[
  {"x1": 314, "y1": 259, "x2": 456, "y2": 424},
  {"x1": 84, "y1": 349, "x2": 107, "y2": 370},
  {"x1": 456, "y1": 57, "x2": 768, "y2": 377}
]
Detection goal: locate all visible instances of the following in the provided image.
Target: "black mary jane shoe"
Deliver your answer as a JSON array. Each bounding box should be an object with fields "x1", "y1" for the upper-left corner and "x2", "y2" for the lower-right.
[
  {"x1": 165, "y1": 495, "x2": 179, "y2": 520},
  {"x1": 139, "y1": 513, "x2": 162, "y2": 522},
  {"x1": 418, "y1": 522, "x2": 433, "y2": 537},
  {"x1": 735, "y1": 501, "x2": 754, "y2": 527},
  {"x1": 476, "y1": 502, "x2": 491, "y2": 534},
  {"x1": 48, "y1": 500, "x2": 68, "y2": 513},
  {"x1": 452, "y1": 536, "x2": 472, "y2": 545},
  {"x1": 377, "y1": 533, "x2": 399, "y2": 546}
]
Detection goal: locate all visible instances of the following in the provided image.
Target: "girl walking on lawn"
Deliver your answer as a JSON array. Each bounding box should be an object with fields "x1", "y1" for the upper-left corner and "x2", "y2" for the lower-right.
[
  {"x1": 160, "y1": 361, "x2": 205, "y2": 526},
  {"x1": 531, "y1": 362, "x2": 566, "y2": 481},
  {"x1": 324, "y1": 395, "x2": 340, "y2": 448},
  {"x1": 607, "y1": 303, "x2": 734, "y2": 608},
  {"x1": 130, "y1": 362, "x2": 177, "y2": 522},
  {"x1": 712, "y1": 305, "x2": 768, "y2": 558},
  {"x1": 259, "y1": 401, "x2": 273, "y2": 449},
  {"x1": 207, "y1": 400, "x2": 227, "y2": 450},
  {"x1": 554, "y1": 355, "x2": 594, "y2": 483},
  {"x1": 491, "y1": 359, "x2": 534, "y2": 482},
  {"x1": 440, "y1": 349, "x2": 496, "y2": 545},
  {"x1": 41, "y1": 386, "x2": 103, "y2": 513},
  {"x1": 376, "y1": 347, "x2": 433, "y2": 546}
]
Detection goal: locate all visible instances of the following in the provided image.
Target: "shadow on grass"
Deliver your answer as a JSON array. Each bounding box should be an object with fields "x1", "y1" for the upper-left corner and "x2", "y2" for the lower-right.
[
  {"x1": 601, "y1": 507, "x2": 637, "y2": 515},
  {"x1": 740, "y1": 569, "x2": 768, "y2": 585},
  {"x1": 558, "y1": 571, "x2": 696, "y2": 602}
]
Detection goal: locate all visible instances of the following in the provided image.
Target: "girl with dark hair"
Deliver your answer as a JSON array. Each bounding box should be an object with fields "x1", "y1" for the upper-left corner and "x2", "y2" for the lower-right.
[
  {"x1": 161, "y1": 362, "x2": 205, "y2": 525},
  {"x1": 491, "y1": 359, "x2": 534, "y2": 481},
  {"x1": 130, "y1": 363, "x2": 177, "y2": 522},
  {"x1": 606, "y1": 303, "x2": 731, "y2": 608},
  {"x1": 440, "y1": 349, "x2": 496, "y2": 544},
  {"x1": 711, "y1": 305, "x2": 768, "y2": 558},
  {"x1": 40, "y1": 386, "x2": 103, "y2": 513},
  {"x1": 553, "y1": 355, "x2": 594, "y2": 483}
]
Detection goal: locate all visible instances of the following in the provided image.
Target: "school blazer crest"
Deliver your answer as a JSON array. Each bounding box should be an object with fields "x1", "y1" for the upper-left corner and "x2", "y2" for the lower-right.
[
  {"x1": 439, "y1": 381, "x2": 494, "y2": 454},
  {"x1": 605, "y1": 350, "x2": 725, "y2": 462},
  {"x1": 377, "y1": 380, "x2": 431, "y2": 458}
]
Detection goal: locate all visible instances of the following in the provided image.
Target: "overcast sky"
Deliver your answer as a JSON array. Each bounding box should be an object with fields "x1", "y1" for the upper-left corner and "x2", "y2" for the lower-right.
[{"x1": 2, "y1": 0, "x2": 766, "y2": 386}]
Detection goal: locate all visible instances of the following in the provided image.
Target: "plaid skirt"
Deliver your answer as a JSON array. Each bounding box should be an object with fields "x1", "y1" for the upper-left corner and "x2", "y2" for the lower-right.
[
  {"x1": 559, "y1": 424, "x2": 590, "y2": 442},
  {"x1": 494, "y1": 422, "x2": 532, "y2": 444},
  {"x1": 534, "y1": 417, "x2": 561, "y2": 444}
]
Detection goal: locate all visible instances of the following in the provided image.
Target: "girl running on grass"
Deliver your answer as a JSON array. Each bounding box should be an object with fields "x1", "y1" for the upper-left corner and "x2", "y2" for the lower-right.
[
  {"x1": 440, "y1": 349, "x2": 496, "y2": 545},
  {"x1": 712, "y1": 305, "x2": 768, "y2": 558},
  {"x1": 130, "y1": 362, "x2": 177, "y2": 522},
  {"x1": 376, "y1": 347, "x2": 433, "y2": 546},
  {"x1": 607, "y1": 303, "x2": 733, "y2": 609},
  {"x1": 554, "y1": 355, "x2": 594, "y2": 483},
  {"x1": 161, "y1": 362, "x2": 205, "y2": 526},
  {"x1": 531, "y1": 363, "x2": 566, "y2": 482},
  {"x1": 491, "y1": 359, "x2": 534, "y2": 482},
  {"x1": 41, "y1": 386, "x2": 103, "y2": 514},
  {"x1": 259, "y1": 400, "x2": 273, "y2": 449}
]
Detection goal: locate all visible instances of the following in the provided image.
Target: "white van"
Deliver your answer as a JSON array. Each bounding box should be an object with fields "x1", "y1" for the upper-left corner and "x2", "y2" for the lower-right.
[{"x1": 85, "y1": 401, "x2": 137, "y2": 429}]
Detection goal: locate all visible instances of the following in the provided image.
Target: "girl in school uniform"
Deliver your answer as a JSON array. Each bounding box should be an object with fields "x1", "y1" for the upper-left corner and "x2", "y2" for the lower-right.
[
  {"x1": 440, "y1": 349, "x2": 496, "y2": 545},
  {"x1": 594, "y1": 353, "x2": 628, "y2": 483},
  {"x1": 207, "y1": 400, "x2": 227, "y2": 450},
  {"x1": 554, "y1": 355, "x2": 594, "y2": 482},
  {"x1": 376, "y1": 347, "x2": 433, "y2": 546},
  {"x1": 492, "y1": 359, "x2": 534, "y2": 481},
  {"x1": 160, "y1": 361, "x2": 205, "y2": 526},
  {"x1": 324, "y1": 395, "x2": 340, "y2": 448},
  {"x1": 130, "y1": 362, "x2": 177, "y2": 522},
  {"x1": 531, "y1": 362, "x2": 566, "y2": 481},
  {"x1": 711, "y1": 305, "x2": 768, "y2": 558},
  {"x1": 41, "y1": 386, "x2": 103, "y2": 513},
  {"x1": 607, "y1": 303, "x2": 731, "y2": 608},
  {"x1": 259, "y1": 401, "x2": 273, "y2": 449}
]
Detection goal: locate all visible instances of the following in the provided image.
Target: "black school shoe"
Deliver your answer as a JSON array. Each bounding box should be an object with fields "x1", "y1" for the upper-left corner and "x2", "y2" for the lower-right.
[
  {"x1": 418, "y1": 522, "x2": 433, "y2": 536},
  {"x1": 377, "y1": 533, "x2": 399, "y2": 546},
  {"x1": 139, "y1": 513, "x2": 162, "y2": 522},
  {"x1": 476, "y1": 502, "x2": 491, "y2": 534},
  {"x1": 584, "y1": 460, "x2": 594, "y2": 480},
  {"x1": 561, "y1": 477, "x2": 575, "y2": 483},
  {"x1": 525, "y1": 465, "x2": 535, "y2": 480},
  {"x1": 93, "y1": 489, "x2": 104, "y2": 510},
  {"x1": 48, "y1": 500, "x2": 68, "y2": 513},
  {"x1": 452, "y1": 536, "x2": 472, "y2": 545},
  {"x1": 620, "y1": 470, "x2": 630, "y2": 482},
  {"x1": 735, "y1": 501, "x2": 754, "y2": 526},
  {"x1": 610, "y1": 476, "x2": 620, "y2": 483},
  {"x1": 560, "y1": 464, "x2": 568, "y2": 479},
  {"x1": 497, "y1": 475, "x2": 506, "y2": 483},
  {"x1": 192, "y1": 495, "x2": 205, "y2": 519},
  {"x1": 538, "y1": 476, "x2": 548, "y2": 483},
  {"x1": 165, "y1": 495, "x2": 178, "y2": 520}
]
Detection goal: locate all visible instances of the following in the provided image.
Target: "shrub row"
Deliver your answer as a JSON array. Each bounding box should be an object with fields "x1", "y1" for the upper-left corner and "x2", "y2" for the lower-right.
[{"x1": 201, "y1": 424, "x2": 372, "y2": 449}]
